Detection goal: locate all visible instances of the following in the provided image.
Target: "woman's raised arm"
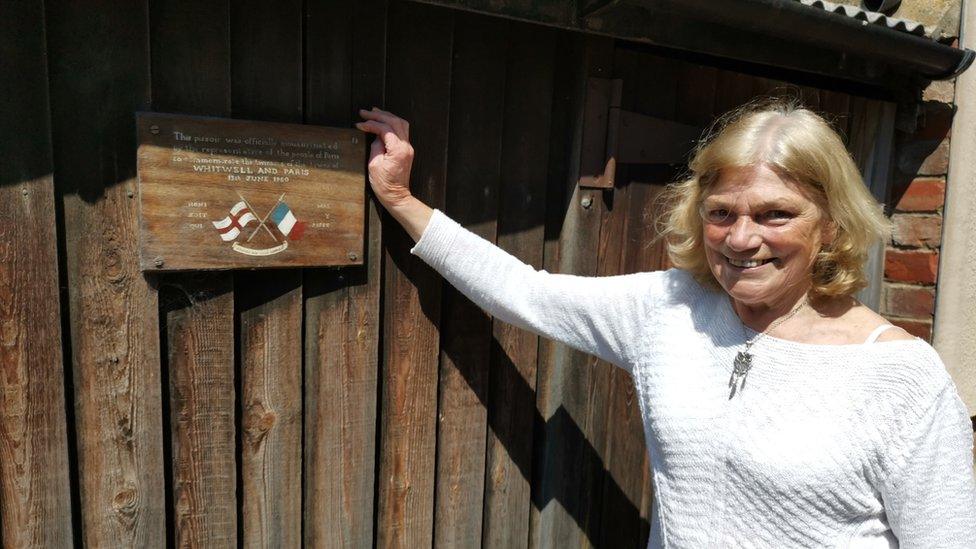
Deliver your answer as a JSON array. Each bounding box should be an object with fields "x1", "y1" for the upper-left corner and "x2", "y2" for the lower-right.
[{"x1": 356, "y1": 108, "x2": 663, "y2": 370}]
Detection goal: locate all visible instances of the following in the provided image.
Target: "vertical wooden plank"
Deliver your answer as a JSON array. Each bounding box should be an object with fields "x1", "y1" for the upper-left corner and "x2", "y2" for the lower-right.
[
  {"x1": 798, "y1": 85, "x2": 822, "y2": 111},
  {"x1": 0, "y1": 1, "x2": 73, "y2": 546},
  {"x1": 231, "y1": 1, "x2": 303, "y2": 546},
  {"x1": 45, "y1": 0, "x2": 165, "y2": 545},
  {"x1": 590, "y1": 51, "x2": 678, "y2": 549},
  {"x1": 302, "y1": 1, "x2": 385, "y2": 547},
  {"x1": 160, "y1": 275, "x2": 236, "y2": 547},
  {"x1": 530, "y1": 34, "x2": 614, "y2": 549},
  {"x1": 432, "y1": 12, "x2": 508, "y2": 548},
  {"x1": 150, "y1": 1, "x2": 236, "y2": 545},
  {"x1": 377, "y1": 2, "x2": 453, "y2": 546},
  {"x1": 675, "y1": 63, "x2": 718, "y2": 126},
  {"x1": 482, "y1": 22, "x2": 556, "y2": 549},
  {"x1": 821, "y1": 90, "x2": 853, "y2": 144},
  {"x1": 712, "y1": 69, "x2": 756, "y2": 116}
]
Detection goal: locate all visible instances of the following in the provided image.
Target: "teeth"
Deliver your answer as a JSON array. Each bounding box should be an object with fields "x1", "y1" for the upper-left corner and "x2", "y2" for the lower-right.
[{"x1": 728, "y1": 257, "x2": 769, "y2": 268}]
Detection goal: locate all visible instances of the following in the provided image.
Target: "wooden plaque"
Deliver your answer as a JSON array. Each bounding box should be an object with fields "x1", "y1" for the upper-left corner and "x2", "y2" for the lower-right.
[{"x1": 136, "y1": 112, "x2": 365, "y2": 271}]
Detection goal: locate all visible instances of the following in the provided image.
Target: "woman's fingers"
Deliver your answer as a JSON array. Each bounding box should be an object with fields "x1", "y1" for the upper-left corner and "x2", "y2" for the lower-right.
[
  {"x1": 359, "y1": 107, "x2": 409, "y2": 140},
  {"x1": 355, "y1": 119, "x2": 402, "y2": 153}
]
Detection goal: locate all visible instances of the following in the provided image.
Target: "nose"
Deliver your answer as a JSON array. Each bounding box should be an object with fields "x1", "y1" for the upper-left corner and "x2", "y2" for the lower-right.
[{"x1": 726, "y1": 215, "x2": 763, "y2": 251}]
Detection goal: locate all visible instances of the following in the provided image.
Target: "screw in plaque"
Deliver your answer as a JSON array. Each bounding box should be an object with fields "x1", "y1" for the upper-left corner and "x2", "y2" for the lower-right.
[{"x1": 150, "y1": 125, "x2": 160, "y2": 135}]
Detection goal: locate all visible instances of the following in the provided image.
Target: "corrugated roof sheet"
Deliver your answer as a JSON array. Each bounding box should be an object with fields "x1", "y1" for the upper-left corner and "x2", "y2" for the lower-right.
[{"x1": 795, "y1": 0, "x2": 933, "y2": 38}]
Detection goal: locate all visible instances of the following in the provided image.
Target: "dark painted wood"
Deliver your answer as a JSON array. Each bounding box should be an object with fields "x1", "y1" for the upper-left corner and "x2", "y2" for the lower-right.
[
  {"x1": 0, "y1": 1, "x2": 73, "y2": 546},
  {"x1": 231, "y1": 1, "x2": 304, "y2": 546},
  {"x1": 713, "y1": 68, "x2": 758, "y2": 117},
  {"x1": 482, "y1": 22, "x2": 557, "y2": 549},
  {"x1": 302, "y1": 1, "x2": 385, "y2": 546},
  {"x1": 377, "y1": 2, "x2": 454, "y2": 546},
  {"x1": 149, "y1": 1, "x2": 236, "y2": 544},
  {"x1": 46, "y1": 0, "x2": 166, "y2": 545},
  {"x1": 675, "y1": 63, "x2": 719, "y2": 128},
  {"x1": 821, "y1": 90, "x2": 853, "y2": 144},
  {"x1": 432, "y1": 12, "x2": 508, "y2": 548}
]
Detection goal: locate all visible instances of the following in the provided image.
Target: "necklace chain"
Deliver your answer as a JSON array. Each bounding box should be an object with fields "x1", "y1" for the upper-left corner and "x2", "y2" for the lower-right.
[{"x1": 729, "y1": 297, "x2": 808, "y2": 399}]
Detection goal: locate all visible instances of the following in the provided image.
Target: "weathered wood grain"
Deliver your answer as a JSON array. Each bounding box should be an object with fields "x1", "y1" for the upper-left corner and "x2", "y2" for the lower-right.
[
  {"x1": 302, "y1": 0, "x2": 385, "y2": 546},
  {"x1": 231, "y1": 0, "x2": 304, "y2": 546},
  {"x1": 433, "y1": 12, "x2": 507, "y2": 548},
  {"x1": 149, "y1": 2, "x2": 237, "y2": 545},
  {"x1": 529, "y1": 34, "x2": 614, "y2": 549},
  {"x1": 0, "y1": 1, "x2": 73, "y2": 546},
  {"x1": 377, "y1": 2, "x2": 453, "y2": 546},
  {"x1": 161, "y1": 275, "x2": 236, "y2": 547},
  {"x1": 481, "y1": 22, "x2": 556, "y2": 549},
  {"x1": 46, "y1": 0, "x2": 166, "y2": 545},
  {"x1": 434, "y1": 9, "x2": 508, "y2": 540}
]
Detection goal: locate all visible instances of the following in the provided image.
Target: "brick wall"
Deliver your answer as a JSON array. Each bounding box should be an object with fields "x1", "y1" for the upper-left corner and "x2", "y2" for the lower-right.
[{"x1": 882, "y1": 81, "x2": 955, "y2": 341}]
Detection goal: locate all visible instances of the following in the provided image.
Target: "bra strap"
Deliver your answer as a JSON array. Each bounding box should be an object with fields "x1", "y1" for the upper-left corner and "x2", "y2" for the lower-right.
[{"x1": 863, "y1": 324, "x2": 896, "y2": 344}]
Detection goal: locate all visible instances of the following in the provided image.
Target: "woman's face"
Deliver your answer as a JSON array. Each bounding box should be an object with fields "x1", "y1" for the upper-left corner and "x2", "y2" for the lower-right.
[{"x1": 701, "y1": 164, "x2": 831, "y2": 310}]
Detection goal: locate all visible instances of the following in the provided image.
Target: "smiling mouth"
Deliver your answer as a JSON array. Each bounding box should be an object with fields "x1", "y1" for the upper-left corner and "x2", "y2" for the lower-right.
[{"x1": 726, "y1": 256, "x2": 776, "y2": 268}]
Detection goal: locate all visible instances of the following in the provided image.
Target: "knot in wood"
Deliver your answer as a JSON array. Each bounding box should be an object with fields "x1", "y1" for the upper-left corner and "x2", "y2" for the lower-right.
[
  {"x1": 112, "y1": 483, "x2": 138, "y2": 515},
  {"x1": 243, "y1": 402, "x2": 276, "y2": 448}
]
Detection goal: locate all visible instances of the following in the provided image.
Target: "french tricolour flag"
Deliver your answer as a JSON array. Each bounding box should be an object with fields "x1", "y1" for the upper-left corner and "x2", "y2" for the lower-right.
[
  {"x1": 212, "y1": 201, "x2": 257, "y2": 241},
  {"x1": 270, "y1": 201, "x2": 306, "y2": 241}
]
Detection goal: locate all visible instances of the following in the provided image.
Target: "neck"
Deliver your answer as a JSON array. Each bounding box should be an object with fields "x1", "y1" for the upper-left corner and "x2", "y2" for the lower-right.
[{"x1": 732, "y1": 286, "x2": 812, "y2": 333}]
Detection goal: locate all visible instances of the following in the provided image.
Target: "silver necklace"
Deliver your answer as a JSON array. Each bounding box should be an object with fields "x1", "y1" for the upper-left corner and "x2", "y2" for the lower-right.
[{"x1": 729, "y1": 298, "x2": 808, "y2": 399}]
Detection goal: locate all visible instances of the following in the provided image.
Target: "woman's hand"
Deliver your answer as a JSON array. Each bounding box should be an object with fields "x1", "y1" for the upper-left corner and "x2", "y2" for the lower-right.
[
  {"x1": 356, "y1": 108, "x2": 414, "y2": 209},
  {"x1": 355, "y1": 108, "x2": 433, "y2": 241}
]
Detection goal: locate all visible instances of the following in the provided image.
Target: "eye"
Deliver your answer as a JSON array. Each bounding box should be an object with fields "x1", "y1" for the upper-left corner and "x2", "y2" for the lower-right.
[
  {"x1": 704, "y1": 208, "x2": 731, "y2": 223},
  {"x1": 760, "y1": 210, "x2": 794, "y2": 223}
]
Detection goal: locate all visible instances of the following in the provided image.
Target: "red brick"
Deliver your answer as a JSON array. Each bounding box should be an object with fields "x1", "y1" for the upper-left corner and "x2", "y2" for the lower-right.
[
  {"x1": 884, "y1": 285, "x2": 936, "y2": 318},
  {"x1": 918, "y1": 138, "x2": 950, "y2": 175},
  {"x1": 895, "y1": 178, "x2": 945, "y2": 212},
  {"x1": 891, "y1": 214, "x2": 942, "y2": 248},
  {"x1": 884, "y1": 249, "x2": 939, "y2": 284},
  {"x1": 887, "y1": 318, "x2": 932, "y2": 341}
]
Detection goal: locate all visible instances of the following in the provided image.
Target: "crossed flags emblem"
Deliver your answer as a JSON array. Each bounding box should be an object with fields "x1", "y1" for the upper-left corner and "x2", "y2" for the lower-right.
[{"x1": 211, "y1": 193, "x2": 306, "y2": 244}]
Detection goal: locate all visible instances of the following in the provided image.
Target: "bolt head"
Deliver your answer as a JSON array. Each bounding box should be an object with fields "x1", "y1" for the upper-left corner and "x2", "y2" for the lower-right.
[
  {"x1": 153, "y1": 257, "x2": 164, "y2": 268},
  {"x1": 149, "y1": 125, "x2": 160, "y2": 135},
  {"x1": 581, "y1": 196, "x2": 593, "y2": 209},
  {"x1": 347, "y1": 252, "x2": 359, "y2": 261}
]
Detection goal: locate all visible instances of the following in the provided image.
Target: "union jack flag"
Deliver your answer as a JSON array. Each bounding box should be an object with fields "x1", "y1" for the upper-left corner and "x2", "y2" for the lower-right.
[{"x1": 211, "y1": 201, "x2": 257, "y2": 241}]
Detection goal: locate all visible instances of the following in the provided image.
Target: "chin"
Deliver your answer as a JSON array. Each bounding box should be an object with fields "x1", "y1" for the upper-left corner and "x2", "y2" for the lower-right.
[{"x1": 712, "y1": 271, "x2": 780, "y2": 305}]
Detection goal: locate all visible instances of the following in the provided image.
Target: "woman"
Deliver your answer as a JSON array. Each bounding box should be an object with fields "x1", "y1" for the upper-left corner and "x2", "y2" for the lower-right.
[{"x1": 355, "y1": 101, "x2": 976, "y2": 548}]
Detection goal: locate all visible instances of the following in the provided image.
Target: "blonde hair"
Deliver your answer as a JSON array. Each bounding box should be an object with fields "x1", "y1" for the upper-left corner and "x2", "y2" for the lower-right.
[{"x1": 658, "y1": 98, "x2": 891, "y2": 298}]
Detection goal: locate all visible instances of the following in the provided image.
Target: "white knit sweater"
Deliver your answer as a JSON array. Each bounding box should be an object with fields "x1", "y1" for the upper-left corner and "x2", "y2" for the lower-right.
[{"x1": 411, "y1": 209, "x2": 976, "y2": 548}]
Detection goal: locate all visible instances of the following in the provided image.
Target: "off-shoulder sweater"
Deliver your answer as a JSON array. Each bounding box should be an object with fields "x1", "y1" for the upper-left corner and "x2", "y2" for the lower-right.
[{"x1": 411, "y1": 209, "x2": 976, "y2": 548}]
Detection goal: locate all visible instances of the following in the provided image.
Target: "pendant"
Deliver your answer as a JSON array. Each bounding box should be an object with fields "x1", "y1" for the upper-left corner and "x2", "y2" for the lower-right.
[{"x1": 728, "y1": 350, "x2": 753, "y2": 399}]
